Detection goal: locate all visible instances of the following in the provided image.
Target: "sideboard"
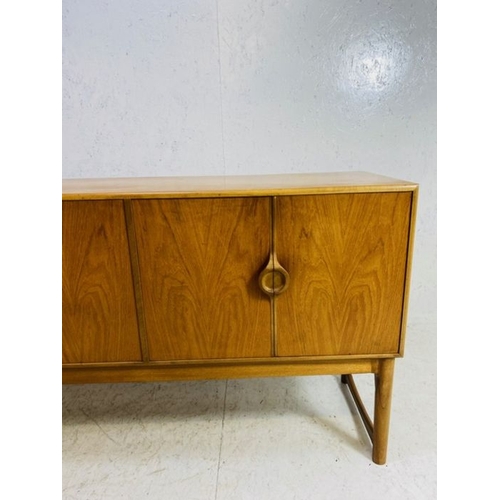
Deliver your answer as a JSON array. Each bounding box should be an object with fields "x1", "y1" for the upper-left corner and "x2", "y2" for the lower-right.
[{"x1": 62, "y1": 171, "x2": 418, "y2": 464}]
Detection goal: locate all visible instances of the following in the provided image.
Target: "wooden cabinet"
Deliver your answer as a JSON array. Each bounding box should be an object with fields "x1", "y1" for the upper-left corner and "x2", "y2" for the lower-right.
[{"x1": 62, "y1": 172, "x2": 418, "y2": 464}]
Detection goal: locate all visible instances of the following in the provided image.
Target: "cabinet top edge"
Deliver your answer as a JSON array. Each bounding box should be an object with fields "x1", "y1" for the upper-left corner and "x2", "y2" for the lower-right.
[{"x1": 62, "y1": 171, "x2": 418, "y2": 200}]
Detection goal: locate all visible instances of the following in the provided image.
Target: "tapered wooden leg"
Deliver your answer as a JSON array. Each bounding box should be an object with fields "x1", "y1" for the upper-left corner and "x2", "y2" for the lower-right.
[{"x1": 372, "y1": 358, "x2": 395, "y2": 465}]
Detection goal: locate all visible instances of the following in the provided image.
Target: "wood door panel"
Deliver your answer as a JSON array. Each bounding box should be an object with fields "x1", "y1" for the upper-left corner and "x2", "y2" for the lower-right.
[
  {"x1": 62, "y1": 201, "x2": 141, "y2": 363},
  {"x1": 132, "y1": 198, "x2": 271, "y2": 360},
  {"x1": 275, "y1": 193, "x2": 412, "y2": 356}
]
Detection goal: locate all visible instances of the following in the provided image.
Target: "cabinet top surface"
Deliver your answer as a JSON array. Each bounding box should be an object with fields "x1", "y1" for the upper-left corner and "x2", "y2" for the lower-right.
[{"x1": 62, "y1": 171, "x2": 418, "y2": 200}]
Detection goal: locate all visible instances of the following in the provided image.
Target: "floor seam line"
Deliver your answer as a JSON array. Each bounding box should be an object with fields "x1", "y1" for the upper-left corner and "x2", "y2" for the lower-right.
[{"x1": 214, "y1": 379, "x2": 228, "y2": 500}]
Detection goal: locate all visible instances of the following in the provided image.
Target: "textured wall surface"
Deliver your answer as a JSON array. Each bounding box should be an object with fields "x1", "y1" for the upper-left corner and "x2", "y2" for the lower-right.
[{"x1": 62, "y1": 0, "x2": 436, "y2": 321}]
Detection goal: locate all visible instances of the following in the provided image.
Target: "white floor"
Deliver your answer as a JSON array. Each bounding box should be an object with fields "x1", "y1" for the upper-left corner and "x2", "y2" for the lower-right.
[{"x1": 62, "y1": 319, "x2": 436, "y2": 500}]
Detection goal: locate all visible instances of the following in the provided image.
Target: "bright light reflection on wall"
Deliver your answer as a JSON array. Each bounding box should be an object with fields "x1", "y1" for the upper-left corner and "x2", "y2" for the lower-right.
[{"x1": 335, "y1": 33, "x2": 411, "y2": 108}]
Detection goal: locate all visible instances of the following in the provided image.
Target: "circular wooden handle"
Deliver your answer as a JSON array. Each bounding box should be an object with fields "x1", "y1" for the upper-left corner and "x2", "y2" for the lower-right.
[{"x1": 259, "y1": 264, "x2": 290, "y2": 296}]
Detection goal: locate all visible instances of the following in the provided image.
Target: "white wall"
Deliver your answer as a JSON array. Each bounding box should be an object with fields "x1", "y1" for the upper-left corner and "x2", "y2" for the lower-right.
[{"x1": 62, "y1": 0, "x2": 436, "y2": 322}]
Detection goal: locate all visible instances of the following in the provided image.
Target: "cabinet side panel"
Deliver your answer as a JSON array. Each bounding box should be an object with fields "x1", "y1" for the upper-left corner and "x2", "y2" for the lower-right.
[
  {"x1": 62, "y1": 201, "x2": 142, "y2": 363},
  {"x1": 132, "y1": 198, "x2": 271, "y2": 360},
  {"x1": 275, "y1": 192, "x2": 411, "y2": 356}
]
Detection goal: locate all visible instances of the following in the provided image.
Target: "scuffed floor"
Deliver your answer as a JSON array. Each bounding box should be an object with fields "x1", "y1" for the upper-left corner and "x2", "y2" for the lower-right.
[{"x1": 62, "y1": 320, "x2": 436, "y2": 500}]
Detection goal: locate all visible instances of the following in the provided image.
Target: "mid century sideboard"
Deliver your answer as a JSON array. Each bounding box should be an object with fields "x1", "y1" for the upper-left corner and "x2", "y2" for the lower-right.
[{"x1": 62, "y1": 171, "x2": 418, "y2": 464}]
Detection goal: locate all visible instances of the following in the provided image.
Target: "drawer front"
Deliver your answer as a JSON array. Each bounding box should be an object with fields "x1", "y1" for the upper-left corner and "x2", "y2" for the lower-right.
[
  {"x1": 132, "y1": 197, "x2": 272, "y2": 360},
  {"x1": 275, "y1": 192, "x2": 412, "y2": 356},
  {"x1": 62, "y1": 200, "x2": 142, "y2": 363}
]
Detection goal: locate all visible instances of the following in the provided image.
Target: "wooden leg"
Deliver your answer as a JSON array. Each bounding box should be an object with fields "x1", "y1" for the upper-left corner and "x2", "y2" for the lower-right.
[{"x1": 372, "y1": 358, "x2": 395, "y2": 465}]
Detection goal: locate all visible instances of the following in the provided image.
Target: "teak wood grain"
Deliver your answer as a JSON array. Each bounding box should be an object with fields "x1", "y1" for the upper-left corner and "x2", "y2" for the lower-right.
[
  {"x1": 131, "y1": 197, "x2": 272, "y2": 360},
  {"x1": 62, "y1": 358, "x2": 379, "y2": 384},
  {"x1": 62, "y1": 171, "x2": 417, "y2": 200},
  {"x1": 275, "y1": 192, "x2": 412, "y2": 356},
  {"x1": 62, "y1": 201, "x2": 142, "y2": 363}
]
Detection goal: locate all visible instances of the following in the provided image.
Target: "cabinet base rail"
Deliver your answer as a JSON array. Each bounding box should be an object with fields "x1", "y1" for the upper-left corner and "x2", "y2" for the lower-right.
[
  {"x1": 63, "y1": 357, "x2": 395, "y2": 465},
  {"x1": 341, "y1": 374, "x2": 374, "y2": 442}
]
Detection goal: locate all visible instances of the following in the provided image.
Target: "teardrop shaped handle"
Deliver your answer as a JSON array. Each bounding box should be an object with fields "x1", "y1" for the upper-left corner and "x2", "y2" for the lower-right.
[{"x1": 258, "y1": 258, "x2": 290, "y2": 296}]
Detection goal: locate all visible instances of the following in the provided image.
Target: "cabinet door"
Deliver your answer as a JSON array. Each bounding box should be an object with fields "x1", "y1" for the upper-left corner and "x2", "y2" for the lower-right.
[
  {"x1": 132, "y1": 197, "x2": 271, "y2": 360},
  {"x1": 275, "y1": 193, "x2": 412, "y2": 356},
  {"x1": 62, "y1": 201, "x2": 142, "y2": 363}
]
